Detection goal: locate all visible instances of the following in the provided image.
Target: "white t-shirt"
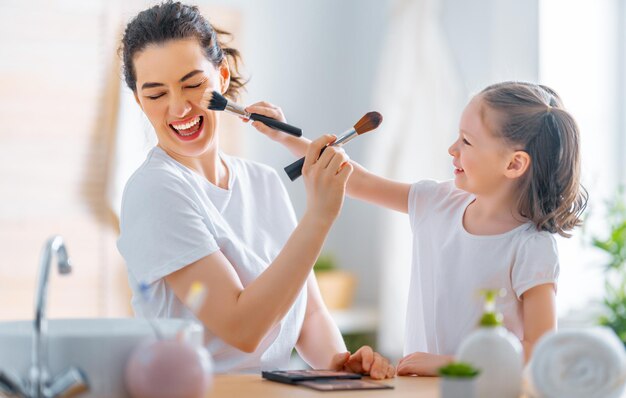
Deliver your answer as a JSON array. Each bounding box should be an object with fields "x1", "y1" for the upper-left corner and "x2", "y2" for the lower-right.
[
  {"x1": 405, "y1": 180, "x2": 559, "y2": 356},
  {"x1": 117, "y1": 146, "x2": 307, "y2": 373}
]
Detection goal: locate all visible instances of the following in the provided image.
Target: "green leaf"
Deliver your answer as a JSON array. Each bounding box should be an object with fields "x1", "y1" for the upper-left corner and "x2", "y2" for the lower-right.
[
  {"x1": 438, "y1": 362, "x2": 480, "y2": 378},
  {"x1": 313, "y1": 253, "x2": 337, "y2": 273},
  {"x1": 593, "y1": 188, "x2": 626, "y2": 344}
]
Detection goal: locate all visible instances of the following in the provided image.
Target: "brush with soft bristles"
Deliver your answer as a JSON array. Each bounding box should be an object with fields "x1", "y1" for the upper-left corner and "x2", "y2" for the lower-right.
[
  {"x1": 284, "y1": 111, "x2": 383, "y2": 181},
  {"x1": 204, "y1": 90, "x2": 302, "y2": 137}
]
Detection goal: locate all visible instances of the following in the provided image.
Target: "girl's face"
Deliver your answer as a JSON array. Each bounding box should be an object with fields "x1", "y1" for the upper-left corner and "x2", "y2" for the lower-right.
[
  {"x1": 132, "y1": 38, "x2": 228, "y2": 159},
  {"x1": 448, "y1": 95, "x2": 519, "y2": 195}
]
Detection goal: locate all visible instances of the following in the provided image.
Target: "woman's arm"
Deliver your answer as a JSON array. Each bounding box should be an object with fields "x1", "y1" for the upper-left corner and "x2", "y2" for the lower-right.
[
  {"x1": 521, "y1": 283, "x2": 557, "y2": 362},
  {"x1": 296, "y1": 273, "x2": 396, "y2": 379},
  {"x1": 166, "y1": 136, "x2": 353, "y2": 353},
  {"x1": 246, "y1": 103, "x2": 411, "y2": 213},
  {"x1": 295, "y1": 273, "x2": 347, "y2": 367}
]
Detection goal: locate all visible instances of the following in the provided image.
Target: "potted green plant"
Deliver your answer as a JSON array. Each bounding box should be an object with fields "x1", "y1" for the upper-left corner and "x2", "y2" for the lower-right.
[
  {"x1": 592, "y1": 187, "x2": 626, "y2": 343},
  {"x1": 313, "y1": 253, "x2": 356, "y2": 310},
  {"x1": 438, "y1": 362, "x2": 480, "y2": 398}
]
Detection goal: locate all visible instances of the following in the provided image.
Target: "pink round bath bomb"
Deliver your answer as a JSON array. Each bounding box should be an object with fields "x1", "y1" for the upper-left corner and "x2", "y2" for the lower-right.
[{"x1": 125, "y1": 339, "x2": 213, "y2": 398}]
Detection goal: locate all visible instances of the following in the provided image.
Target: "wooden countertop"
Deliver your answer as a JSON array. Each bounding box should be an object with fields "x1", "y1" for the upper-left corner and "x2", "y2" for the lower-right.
[{"x1": 211, "y1": 374, "x2": 439, "y2": 397}]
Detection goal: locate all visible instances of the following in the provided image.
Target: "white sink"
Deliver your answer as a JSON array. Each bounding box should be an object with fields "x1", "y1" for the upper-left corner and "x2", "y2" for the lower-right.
[{"x1": 0, "y1": 318, "x2": 204, "y2": 398}]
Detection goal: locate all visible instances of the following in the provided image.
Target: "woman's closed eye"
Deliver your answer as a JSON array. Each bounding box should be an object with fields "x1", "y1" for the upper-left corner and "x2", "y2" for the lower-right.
[
  {"x1": 185, "y1": 78, "x2": 208, "y2": 90},
  {"x1": 145, "y1": 85, "x2": 202, "y2": 100},
  {"x1": 462, "y1": 138, "x2": 471, "y2": 146},
  {"x1": 144, "y1": 79, "x2": 207, "y2": 100},
  {"x1": 146, "y1": 92, "x2": 166, "y2": 100}
]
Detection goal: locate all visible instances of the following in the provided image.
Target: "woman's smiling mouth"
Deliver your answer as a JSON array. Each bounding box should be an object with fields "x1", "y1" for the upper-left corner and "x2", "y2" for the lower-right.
[{"x1": 169, "y1": 115, "x2": 204, "y2": 141}]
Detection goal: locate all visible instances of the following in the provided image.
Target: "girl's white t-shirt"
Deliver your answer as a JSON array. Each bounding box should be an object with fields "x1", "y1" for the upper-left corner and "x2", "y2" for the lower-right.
[
  {"x1": 117, "y1": 146, "x2": 307, "y2": 374},
  {"x1": 405, "y1": 180, "x2": 559, "y2": 356}
]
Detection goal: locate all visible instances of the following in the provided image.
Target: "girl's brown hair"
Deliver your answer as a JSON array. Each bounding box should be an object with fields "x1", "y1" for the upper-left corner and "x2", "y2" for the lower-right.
[
  {"x1": 119, "y1": 1, "x2": 246, "y2": 100},
  {"x1": 480, "y1": 82, "x2": 588, "y2": 237}
]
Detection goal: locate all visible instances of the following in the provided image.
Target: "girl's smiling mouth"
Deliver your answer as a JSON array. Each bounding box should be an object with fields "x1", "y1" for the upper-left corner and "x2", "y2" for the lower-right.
[{"x1": 453, "y1": 162, "x2": 464, "y2": 175}]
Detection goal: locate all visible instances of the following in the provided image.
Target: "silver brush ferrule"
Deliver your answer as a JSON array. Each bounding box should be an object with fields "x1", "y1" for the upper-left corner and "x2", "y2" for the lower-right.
[
  {"x1": 224, "y1": 101, "x2": 251, "y2": 118},
  {"x1": 332, "y1": 128, "x2": 358, "y2": 147}
]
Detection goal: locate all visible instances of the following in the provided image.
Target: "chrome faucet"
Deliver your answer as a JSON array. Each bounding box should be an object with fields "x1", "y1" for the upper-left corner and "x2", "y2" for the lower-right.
[{"x1": 0, "y1": 236, "x2": 89, "y2": 398}]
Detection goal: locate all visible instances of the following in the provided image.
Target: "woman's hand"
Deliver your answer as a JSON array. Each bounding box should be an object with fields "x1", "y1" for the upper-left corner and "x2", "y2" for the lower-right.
[
  {"x1": 329, "y1": 346, "x2": 395, "y2": 380},
  {"x1": 396, "y1": 352, "x2": 454, "y2": 376},
  {"x1": 301, "y1": 135, "x2": 353, "y2": 225}
]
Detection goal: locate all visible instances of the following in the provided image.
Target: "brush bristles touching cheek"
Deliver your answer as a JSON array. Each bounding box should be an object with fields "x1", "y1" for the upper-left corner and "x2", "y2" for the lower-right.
[{"x1": 206, "y1": 90, "x2": 228, "y2": 111}]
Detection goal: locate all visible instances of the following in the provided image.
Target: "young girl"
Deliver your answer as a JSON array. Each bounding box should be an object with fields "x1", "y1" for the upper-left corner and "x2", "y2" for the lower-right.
[
  {"x1": 116, "y1": 1, "x2": 394, "y2": 378},
  {"x1": 252, "y1": 81, "x2": 587, "y2": 375}
]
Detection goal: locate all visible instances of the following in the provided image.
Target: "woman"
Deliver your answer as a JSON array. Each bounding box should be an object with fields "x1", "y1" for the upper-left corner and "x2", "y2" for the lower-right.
[{"x1": 116, "y1": 1, "x2": 394, "y2": 378}]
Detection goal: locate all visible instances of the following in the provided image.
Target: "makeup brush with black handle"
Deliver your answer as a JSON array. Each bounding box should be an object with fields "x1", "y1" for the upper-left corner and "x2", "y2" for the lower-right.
[
  {"x1": 204, "y1": 90, "x2": 302, "y2": 137},
  {"x1": 284, "y1": 111, "x2": 383, "y2": 181}
]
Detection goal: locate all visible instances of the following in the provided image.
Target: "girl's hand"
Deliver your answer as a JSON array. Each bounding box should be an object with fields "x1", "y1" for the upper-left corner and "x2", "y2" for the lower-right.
[
  {"x1": 245, "y1": 101, "x2": 289, "y2": 142},
  {"x1": 301, "y1": 135, "x2": 353, "y2": 225},
  {"x1": 396, "y1": 352, "x2": 454, "y2": 376},
  {"x1": 330, "y1": 346, "x2": 396, "y2": 380},
  {"x1": 245, "y1": 101, "x2": 310, "y2": 156}
]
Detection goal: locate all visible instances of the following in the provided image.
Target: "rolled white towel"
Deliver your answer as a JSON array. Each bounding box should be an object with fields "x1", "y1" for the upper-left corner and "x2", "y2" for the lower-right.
[{"x1": 527, "y1": 327, "x2": 626, "y2": 398}]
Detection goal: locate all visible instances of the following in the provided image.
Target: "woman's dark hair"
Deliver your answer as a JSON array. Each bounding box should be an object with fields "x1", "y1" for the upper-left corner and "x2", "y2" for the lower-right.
[
  {"x1": 120, "y1": 1, "x2": 246, "y2": 100},
  {"x1": 480, "y1": 81, "x2": 588, "y2": 237}
]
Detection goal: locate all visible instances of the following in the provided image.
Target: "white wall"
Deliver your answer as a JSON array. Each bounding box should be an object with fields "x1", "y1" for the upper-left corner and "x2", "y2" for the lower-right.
[
  {"x1": 617, "y1": 1, "x2": 626, "y2": 186},
  {"x1": 442, "y1": 0, "x2": 539, "y2": 93},
  {"x1": 539, "y1": 0, "x2": 622, "y2": 318}
]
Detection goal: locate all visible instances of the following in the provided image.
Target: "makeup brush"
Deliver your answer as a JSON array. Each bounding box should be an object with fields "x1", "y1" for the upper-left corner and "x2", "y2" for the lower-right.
[
  {"x1": 284, "y1": 111, "x2": 383, "y2": 181},
  {"x1": 204, "y1": 90, "x2": 302, "y2": 137}
]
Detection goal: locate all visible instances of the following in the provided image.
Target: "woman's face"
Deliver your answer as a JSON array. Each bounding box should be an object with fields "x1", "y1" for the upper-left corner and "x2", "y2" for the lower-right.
[{"x1": 132, "y1": 38, "x2": 228, "y2": 159}]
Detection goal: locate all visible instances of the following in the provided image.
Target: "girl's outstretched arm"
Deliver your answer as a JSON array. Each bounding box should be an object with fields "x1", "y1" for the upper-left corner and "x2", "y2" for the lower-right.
[
  {"x1": 345, "y1": 161, "x2": 410, "y2": 213},
  {"x1": 247, "y1": 103, "x2": 411, "y2": 214}
]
